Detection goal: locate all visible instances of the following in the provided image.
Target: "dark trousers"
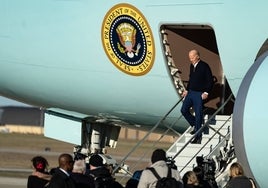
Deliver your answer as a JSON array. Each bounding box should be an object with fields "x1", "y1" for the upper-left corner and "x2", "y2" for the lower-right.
[{"x1": 181, "y1": 90, "x2": 203, "y2": 138}]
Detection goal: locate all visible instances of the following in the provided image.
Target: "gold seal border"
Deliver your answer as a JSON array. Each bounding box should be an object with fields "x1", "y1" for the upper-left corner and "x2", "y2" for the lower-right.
[{"x1": 101, "y1": 3, "x2": 155, "y2": 76}]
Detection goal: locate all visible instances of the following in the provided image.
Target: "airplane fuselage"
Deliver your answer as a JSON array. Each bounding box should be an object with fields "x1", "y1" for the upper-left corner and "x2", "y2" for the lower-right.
[{"x1": 1, "y1": 1, "x2": 268, "y2": 187}]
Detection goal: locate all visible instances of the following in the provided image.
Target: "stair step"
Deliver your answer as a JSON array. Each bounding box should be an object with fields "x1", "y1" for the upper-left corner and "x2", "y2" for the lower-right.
[
  {"x1": 168, "y1": 146, "x2": 212, "y2": 157},
  {"x1": 166, "y1": 114, "x2": 233, "y2": 184}
]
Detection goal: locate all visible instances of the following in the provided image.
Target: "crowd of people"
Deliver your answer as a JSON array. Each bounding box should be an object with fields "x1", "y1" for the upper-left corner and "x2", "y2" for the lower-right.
[
  {"x1": 27, "y1": 49, "x2": 254, "y2": 188},
  {"x1": 27, "y1": 153, "x2": 123, "y2": 188},
  {"x1": 27, "y1": 148, "x2": 256, "y2": 188}
]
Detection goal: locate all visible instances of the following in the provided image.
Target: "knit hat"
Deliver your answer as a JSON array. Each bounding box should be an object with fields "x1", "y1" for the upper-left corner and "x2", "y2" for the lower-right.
[
  {"x1": 89, "y1": 154, "x2": 104, "y2": 167},
  {"x1": 151, "y1": 149, "x2": 167, "y2": 164}
]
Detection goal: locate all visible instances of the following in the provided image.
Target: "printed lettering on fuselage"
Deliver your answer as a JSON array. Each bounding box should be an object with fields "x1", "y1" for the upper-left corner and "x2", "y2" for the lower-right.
[{"x1": 102, "y1": 3, "x2": 155, "y2": 76}]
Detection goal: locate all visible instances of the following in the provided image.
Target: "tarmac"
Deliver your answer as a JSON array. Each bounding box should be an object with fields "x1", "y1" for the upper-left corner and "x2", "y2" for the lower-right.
[{"x1": 0, "y1": 177, "x2": 27, "y2": 188}]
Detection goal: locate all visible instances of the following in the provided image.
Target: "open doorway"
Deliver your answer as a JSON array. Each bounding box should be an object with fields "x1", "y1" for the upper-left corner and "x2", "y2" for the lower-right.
[{"x1": 160, "y1": 24, "x2": 234, "y2": 115}]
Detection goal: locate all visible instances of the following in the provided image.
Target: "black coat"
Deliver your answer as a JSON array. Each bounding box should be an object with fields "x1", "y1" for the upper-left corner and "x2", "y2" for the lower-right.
[
  {"x1": 48, "y1": 168, "x2": 76, "y2": 188},
  {"x1": 225, "y1": 176, "x2": 252, "y2": 188},
  {"x1": 71, "y1": 172, "x2": 95, "y2": 188},
  {"x1": 89, "y1": 166, "x2": 123, "y2": 188},
  {"x1": 27, "y1": 175, "x2": 49, "y2": 188},
  {"x1": 187, "y1": 60, "x2": 214, "y2": 93}
]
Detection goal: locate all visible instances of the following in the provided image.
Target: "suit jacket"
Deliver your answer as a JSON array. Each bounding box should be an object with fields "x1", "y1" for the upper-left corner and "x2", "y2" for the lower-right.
[
  {"x1": 71, "y1": 172, "x2": 94, "y2": 188},
  {"x1": 48, "y1": 168, "x2": 76, "y2": 188},
  {"x1": 187, "y1": 60, "x2": 214, "y2": 93}
]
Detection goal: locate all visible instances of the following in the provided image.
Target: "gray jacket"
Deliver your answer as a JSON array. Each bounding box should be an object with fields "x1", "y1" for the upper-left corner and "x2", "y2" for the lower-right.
[{"x1": 137, "y1": 160, "x2": 182, "y2": 188}]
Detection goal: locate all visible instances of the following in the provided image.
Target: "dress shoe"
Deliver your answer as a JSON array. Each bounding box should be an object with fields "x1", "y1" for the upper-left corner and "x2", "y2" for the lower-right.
[
  {"x1": 189, "y1": 126, "x2": 195, "y2": 134},
  {"x1": 191, "y1": 137, "x2": 202, "y2": 144},
  {"x1": 190, "y1": 130, "x2": 196, "y2": 135}
]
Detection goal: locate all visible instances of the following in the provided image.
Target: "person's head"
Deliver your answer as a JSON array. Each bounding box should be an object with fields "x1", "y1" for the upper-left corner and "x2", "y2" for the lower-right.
[
  {"x1": 188, "y1": 49, "x2": 200, "y2": 65},
  {"x1": 72, "y1": 159, "x2": 86, "y2": 174},
  {"x1": 151, "y1": 149, "x2": 167, "y2": 164},
  {"x1": 229, "y1": 162, "x2": 244, "y2": 178},
  {"x1": 89, "y1": 154, "x2": 104, "y2": 169},
  {"x1": 182, "y1": 170, "x2": 199, "y2": 185},
  {"x1": 31, "y1": 156, "x2": 49, "y2": 173},
  {"x1": 193, "y1": 166, "x2": 204, "y2": 180},
  {"x1": 58, "y1": 153, "x2": 74, "y2": 172}
]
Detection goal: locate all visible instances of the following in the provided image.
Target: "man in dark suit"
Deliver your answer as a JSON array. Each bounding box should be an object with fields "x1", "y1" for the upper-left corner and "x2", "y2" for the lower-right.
[
  {"x1": 181, "y1": 49, "x2": 213, "y2": 144},
  {"x1": 70, "y1": 159, "x2": 94, "y2": 188},
  {"x1": 48, "y1": 153, "x2": 76, "y2": 188},
  {"x1": 89, "y1": 154, "x2": 124, "y2": 188}
]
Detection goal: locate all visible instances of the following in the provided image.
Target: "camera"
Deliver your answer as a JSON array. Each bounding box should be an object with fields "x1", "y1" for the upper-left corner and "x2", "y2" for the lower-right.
[
  {"x1": 166, "y1": 156, "x2": 178, "y2": 170},
  {"x1": 196, "y1": 156, "x2": 218, "y2": 188}
]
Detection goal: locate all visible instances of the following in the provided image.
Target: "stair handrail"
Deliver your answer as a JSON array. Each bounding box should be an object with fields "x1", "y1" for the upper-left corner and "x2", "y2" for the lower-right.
[
  {"x1": 125, "y1": 116, "x2": 183, "y2": 177},
  {"x1": 179, "y1": 121, "x2": 231, "y2": 173},
  {"x1": 116, "y1": 93, "x2": 233, "y2": 181},
  {"x1": 113, "y1": 97, "x2": 184, "y2": 174},
  {"x1": 171, "y1": 93, "x2": 234, "y2": 161}
]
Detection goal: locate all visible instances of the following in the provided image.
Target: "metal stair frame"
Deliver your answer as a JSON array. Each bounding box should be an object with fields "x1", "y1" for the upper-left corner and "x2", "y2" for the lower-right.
[{"x1": 166, "y1": 94, "x2": 235, "y2": 188}]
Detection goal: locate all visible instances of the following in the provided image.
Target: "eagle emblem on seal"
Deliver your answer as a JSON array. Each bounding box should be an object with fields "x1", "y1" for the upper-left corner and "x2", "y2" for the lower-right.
[
  {"x1": 116, "y1": 23, "x2": 141, "y2": 58},
  {"x1": 102, "y1": 3, "x2": 155, "y2": 76}
]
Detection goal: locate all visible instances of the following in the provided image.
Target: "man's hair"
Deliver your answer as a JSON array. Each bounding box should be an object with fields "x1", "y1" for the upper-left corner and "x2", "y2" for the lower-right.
[
  {"x1": 58, "y1": 153, "x2": 73, "y2": 168},
  {"x1": 151, "y1": 149, "x2": 167, "y2": 164},
  {"x1": 72, "y1": 159, "x2": 86, "y2": 174},
  {"x1": 89, "y1": 154, "x2": 104, "y2": 167}
]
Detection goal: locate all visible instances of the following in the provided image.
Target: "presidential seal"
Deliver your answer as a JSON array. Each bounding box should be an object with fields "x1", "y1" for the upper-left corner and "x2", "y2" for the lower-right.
[{"x1": 102, "y1": 3, "x2": 155, "y2": 76}]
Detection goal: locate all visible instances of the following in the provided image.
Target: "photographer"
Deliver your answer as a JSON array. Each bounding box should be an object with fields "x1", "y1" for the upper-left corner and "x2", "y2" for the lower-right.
[
  {"x1": 138, "y1": 149, "x2": 182, "y2": 188},
  {"x1": 196, "y1": 157, "x2": 218, "y2": 188},
  {"x1": 193, "y1": 166, "x2": 214, "y2": 188}
]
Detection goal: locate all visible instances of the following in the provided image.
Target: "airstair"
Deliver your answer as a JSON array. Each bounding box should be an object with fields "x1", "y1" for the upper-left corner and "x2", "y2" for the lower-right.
[
  {"x1": 115, "y1": 94, "x2": 235, "y2": 188},
  {"x1": 166, "y1": 114, "x2": 236, "y2": 188}
]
